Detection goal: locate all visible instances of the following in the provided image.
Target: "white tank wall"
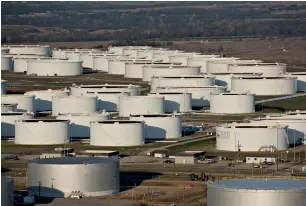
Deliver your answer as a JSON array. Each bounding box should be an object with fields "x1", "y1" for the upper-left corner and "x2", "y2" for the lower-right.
[
  {"x1": 108, "y1": 60, "x2": 127, "y2": 75},
  {"x1": 148, "y1": 93, "x2": 192, "y2": 113},
  {"x1": 13, "y1": 57, "x2": 52, "y2": 73},
  {"x1": 93, "y1": 56, "x2": 110, "y2": 72},
  {"x1": 15, "y1": 120, "x2": 70, "y2": 145},
  {"x1": 206, "y1": 58, "x2": 240, "y2": 73},
  {"x1": 52, "y1": 96, "x2": 97, "y2": 116},
  {"x1": 27, "y1": 60, "x2": 83, "y2": 76},
  {"x1": 287, "y1": 72, "x2": 306, "y2": 92},
  {"x1": 25, "y1": 89, "x2": 70, "y2": 112},
  {"x1": 130, "y1": 115, "x2": 182, "y2": 139},
  {"x1": 231, "y1": 77, "x2": 297, "y2": 95},
  {"x1": 52, "y1": 50, "x2": 67, "y2": 58},
  {"x1": 216, "y1": 123, "x2": 289, "y2": 151},
  {"x1": 156, "y1": 86, "x2": 227, "y2": 107},
  {"x1": 1, "y1": 95, "x2": 35, "y2": 112},
  {"x1": 228, "y1": 63, "x2": 286, "y2": 76},
  {"x1": 186, "y1": 56, "x2": 220, "y2": 73},
  {"x1": 57, "y1": 112, "x2": 110, "y2": 138},
  {"x1": 1, "y1": 112, "x2": 35, "y2": 137},
  {"x1": 119, "y1": 96, "x2": 165, "y2": 117},
  {"x1": 85, "y1": 92, "x2": 130, "y2": 112},
  {"x1": 5, "y1": 45, "x2": 51, "y2": 56},
  {"x1": 124, "y1": 62, "x2": 166, "y2": 79},
  {"x1": 28, "y1": 158, "x2": 120, "y2": 197},
  {"x1": 1, "y1": 176, "x2": 14, "y2": 206},
  {"x1": 150, "y1": 75, "x2": 215, "y2": 93},
  {"x1": 1, "y1": 79, "x2": 7, "y2": 94},
  {"x1": 90, "y1": 121, "x2": 145, "y2": 146},
  {"x1": 210, "y1": 93, "x2": 255, "y2": 114},
  {"x1": 1, "y1": 103, "x2": 18, "y2": 112},
  {"x1": 70, "y1": 84, "x2": 141, "y2": 96},
  {"x1": 1, "y1": 56, "x2": 13, "y2": 71}
]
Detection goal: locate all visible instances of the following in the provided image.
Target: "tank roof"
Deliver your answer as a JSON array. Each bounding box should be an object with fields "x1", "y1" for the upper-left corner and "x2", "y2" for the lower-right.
[
  {"x1": 158, "y1": 86, "x2": 227, "y2": 89},
  {"x1": 29, "y1": 157, "x2": 115, "y2": 165},
  {"x1": 219, "y1": 121, "x2": 288, "y2": 129},
  {"x1": 152, "y1": 75, "x2": 214, "y2": 79},
  {"x1": 210, "y1": 72, "x2": 262, "y2": 75},
  {"x1": 229, "y1": 62, "x2": 286, "y2": 66},
  {"x1": 72, "y1": 84, "x2": 140, "y2": 88},
  {"x1": 144, "y1": 65, "x2": 200, "y2": 69},
  {"x1": 231, "y1": 76, "x2": 297, "y2": 80},
  {"x1": 211, "y1": 92, "x2": 255, "y2": 96},
  {"x1": 211, "y1": 179, "x2": 306, "y2": 190},
  {"x1": 93, "y1": 120, "x2": 143, "y2": 124}
]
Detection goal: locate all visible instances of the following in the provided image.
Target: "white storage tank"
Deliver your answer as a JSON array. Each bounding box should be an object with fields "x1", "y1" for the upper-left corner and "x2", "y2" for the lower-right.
[
  {"x1": 28, "y1": 157, "x2": 119, "y2": 197},
  {"x1": 210, "y1": 72, "x2": 262, "y2": 91},
  {"x1": 52, "y1": 96, "x2": 97, "y2": 116},
  {"x1": 210, "y1": 93, "x2": 255, "y2": 114},
  {"x1": 85, "y1": 91, "x2": 130, "y2": 112},
  {"x1": 231, "y1": 76, "x2": 297, "y2": 96},
  {"x1": 1, "y1": 55, "x2": 13, "y2": 71},
  {"x1": 216, "y1": 121, "x2": 289, "y2": 151},
  {"x1": 27, "y1": 59, "x2": 83, "y2": 76},
  {"x1": 130, "y1": 114, "x2": 182, "y2": 140},
  {"x1": 15, "y1": 119, "x2": 70, "y2": 145},
  {"x1": 108, "y1": 59, "x2": 151, "y2": 75},
  {"x1": 92, "y1": 55, "x2": 133, "y2": 72},
  {"x1": 148, "y1": 92, "x2": 192, "y2": 113},
  {"x1": 57, "y1": 112, "x2": 110, "y2": 138},
  {"x1": 228, "y1": 63, "x2": 286, "y2": 76},
  {"x1": 119, "y1": 95, "x2": 165, "y2": 117},
  {"x1": 150, "y1": 75, "x2": 215, "y2": 93},
  {"x1": 287, "y1": 72, "x2": 306, "y2": 92},
  {"x1": 13, "y1": 56, "x2": 53, "y2": 73},
  {"x1": 4, "y1": 45, "x2": 51, "y2": 56},
  {"x1": 70, "y1": 84, "x2": 141, "y2": 96},
  {"x1": 25, "y1": 89, "x2": 70, "y2": 112},
  {"x1": 1, "y1": 176, "x2": 14, "y2": 206},
  {"x1": 208, "y1": 179, "x2": 306, "y2": 206},
  {"x1": 1, "y1": 112, "x2": 35, "y2": 137},
  {"x1": 1, "y1": 103, "x2": 18, "y2": 112},
  {"x1": 1, "y1": 79, "x2": 7, "y2": 94},
  {"x1": 206, "y1": 57, "x2": 240, "y2": 73},
  {"x1": 52, "y1": 49, "x2": 68, "y2": 58},
  {"x1": 90, "y1": 120, "x2": 145, "y2": 146},
  {"x1": 1, "y1": 94, "x2": 35, "y2": 112},
  {"x1": 156, "y1": 86, "x2": 227, "y2": 108},
  {"x1": 186, "y1": 55, "x2": 221, "y2": 73},
  {"x1": 142, "y1": 65, "x2": 201, "y2": 82}
]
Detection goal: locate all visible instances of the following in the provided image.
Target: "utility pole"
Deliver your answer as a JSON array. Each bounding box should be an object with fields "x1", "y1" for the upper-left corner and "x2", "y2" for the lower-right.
[{"x1": 235, "y1": 140, "x2": 242, "y2": 176}]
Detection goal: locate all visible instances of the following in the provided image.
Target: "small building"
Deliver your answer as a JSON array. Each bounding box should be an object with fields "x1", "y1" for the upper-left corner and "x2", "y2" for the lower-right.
[
  {"x1": 246, "y1": 156, "x2": 276, "y2": 164},
  {"x1": 75, "y1": 150, "x2": 119, "y2": 160},
  {"x1": 174, "y1": 151, "x2": 205, "y2": 164}
]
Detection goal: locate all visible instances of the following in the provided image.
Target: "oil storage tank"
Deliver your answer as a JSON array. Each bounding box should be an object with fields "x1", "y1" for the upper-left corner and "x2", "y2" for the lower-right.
[
  {"x1": 90, "y1": 120, "x2": 145, "y2": 146},
  {"x1": 25, "y1": 89, "x2": 70, "y2": 112},
  {"x1": 150, "y1": 75, "x2": 215, "y2": 93},
  {"x1": 27, "y1": 157, "x2": 119, "y2": 197},
  {"x1": 1, "y1": 112, "x2": 34, "y2": 137},
  {"x1": 156, "y1": 86, "x2": 227, "y2": 108},
  {"x1": 228, "y1": 63, "x2": 286, "y2": 76},
  {"x1": 142, "y1": 65, "x2": 201, "y2": 82},
  {"x1": 1, "y1": 79, "x2": 7, "y2": 94},
  {"x1": 13, "y1": 56, "x2": 53, "y2": 73},
  {"x1": 1, "y1": 55, "x2": 13, "y2": 71},
  {"x1": 107, "y1": 59, "x2": 148, "y2": 75},
  {"x1": 210, "y1": 93, "x2": 255, "y2": 114},
  {"x1": 216, "y1": 121, "x2": 289, "y2": 151},
  {"x1": 56, "y1": 112, "x2": 110, "y2": 138},
  {"x1": 70, "y1": 84, "x2": 141, "y2": 96},
  {"x1": 27, "y1": 59, "x2": 83, "y2": 76},
  {"x1": 1, "y1": 176, "x2": 14, "y2": 206},
  {"x1": 1, "y1": 94, "x2": 35, "y2": 112},
  {"x1": 92, "y1": 55, "x2": 134, "y2": 72},
  {"x1": 130, "y1": 114, "x2": 182, "y2": 140},
  {"x1": 52, "y1": 96, "x2": 97, "y2": 116},
  {"x1": 207, "y1": 179, "x2": 306, "y2": 206},
  {"x1": 4, "y1": 45, "x2": 51, "y2": 56},
  {"x1": 1, "y1": 103, "x2": 18, "y2": 112},
  {"x1": 15, "y1": 119, "x2": 70, "y2": 145},
  {"x1": 287, "y1": 72, "x2": 306, "y2": 92},
  {"x1": 231, "y1": 76, "x2": 297, "y2": 96},
  {"x1": 119, "y1": 95, "x2": 165, "y2": 117},
  {"x1": 148, "y1": 92, "x2": 192, "y2": 113}
]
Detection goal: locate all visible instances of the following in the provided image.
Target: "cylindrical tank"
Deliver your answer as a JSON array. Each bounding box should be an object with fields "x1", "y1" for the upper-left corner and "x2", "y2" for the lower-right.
[
  {"x1": 4, "y1": 45, "x2": 51, "y2": 56},
  {"x1": 1, "y1": 95, "x2": 35, "y2": 112},
  {"x1": 186, "y1": 55, "x2": 221, "y2": 73},
  {"x1": 155, "y1": 86, "x2": 227, "y2": 108},
  {"x1": 208, "y1": 179, "x2": 306, "y2": 206},
  {"x1": 119, "y1": 95, "x2": 165, "y2": 117},
  {"x1": 70, "y1": 84, "x2": 141, "y2": 96},
  {"x1": 124, "y1": 62, "x2": 172, "y2": 79},
  {"x1": 210, "y1": 93, "x2": 255, "y2": 114},
  {"x1": 130, "y1": 114, "x2": 182, "y2": 139},
  {"x1": 15, "y1": 119, "x2": 70, "y2": 145},
  {"x1": 148, "y1": 92, "x2": 192, "y2": 113},
  {"x1": 150, "y1": 75, "x2": 215, "y2": 93},
  {"x1": 1, "y1": 103, "x2": 18, "y2": 112},
  {"x1": 216, "y1": 121, "x2": 289, "y2": 151},
  {"x1": 56, "y1": 112, "x2": 110, "y2": 138},
  {"x1": 231, "y1": 76, "x2": 297, "y2": 96},
  {"x1": 27, "y1": 59, "x2": 83, "y2": 76},
  {"x1": 90, "y1": 120, "x2": 145, "y2": 146},
  {"x1": 85, "y1": 91, "x2": 130, "y2": 112},
  {"x1": 52, "y1": 96, "x2": 97, "y2": 116},
  {"x1": 52, "y1": 49, "x2": 68, "y2": 58},
  {"x1": 13, "y1": 56, "x2": 53, "y2": 73},
  {"x1": 108, "y1": 59, "x2": 151, "y2": 75},
  {"x1": 92, "y1": 55, "x2": 133, "y2": 72},
  {"x1": 25, "y1": 89, "x2": 70, "y2": 112},
  {"x1": 27, "y1": 157, "x2": 120, "y2": 197},
  {"x1": 207, "y1": 58, "x2": 261, "y2": 73},
  {"x1": 142, "y1": 65, "x2": 201, "y2": 82},
  {"x1": 1, "y1": 112, "x2": 35, "y2": 137},
  {"x1": 211, "y1": 73, "x2": 263, "y2": 91},
  {"x1": 228, "y1": 63, "x2": 286, "y2": 76},
  {"x1": 1, "y1": 55, "x2": 13, "y2": 71},
  {"x1": 1, "y1": 176, "x2": 14, "y2": 206},
  {"x1": 1, "y1": 79, "x2": 7, "y2": 94},
  {"x1": 287, "y1": 72, "x2": 306, "y2": 92}
]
